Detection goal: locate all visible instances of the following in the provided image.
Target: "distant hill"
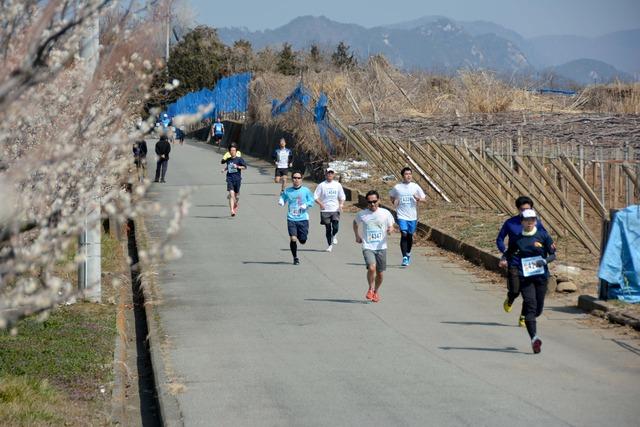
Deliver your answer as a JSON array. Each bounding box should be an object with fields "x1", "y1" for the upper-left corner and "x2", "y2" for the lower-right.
[
  {"x1": 217, "y1": 15, "x2": 533, "y2": 74},
  {"x1": 215, "y1": 15, "x2": 639, "y2": 81},
  {"x1": 530, "y1": 29, "x2": 640, "y2": 75},
  {"x1": 543, "y1": 58, "x2": 633, "y2": 86}
]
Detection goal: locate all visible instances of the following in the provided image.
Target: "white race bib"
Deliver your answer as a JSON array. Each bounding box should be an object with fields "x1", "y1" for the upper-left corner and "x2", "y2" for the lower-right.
[
  {"x1": 522, "y1": 256, "x2": 545, "y2": 277},
  {"x1": 400, "y1": 195, "x2": 413, "y2": 205},
  {"x1": 366, "y1": 227, "x2": 384, "y2": 243},
  {"x1": 228, "y1": 162, "x2": 238, "y2": 173}
]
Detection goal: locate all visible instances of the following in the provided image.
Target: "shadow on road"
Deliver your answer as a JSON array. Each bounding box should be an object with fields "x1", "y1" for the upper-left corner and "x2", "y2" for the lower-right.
[
  {"x1": 612, "y1": 339, "x2": 640, "y2": 357},
  {"x1": 278, "y1": 248, "x2": 327, "y2": 253},
  {"x1": 439, "y1": 346, "x2": 528, "y2": 354},
  {"x1": 544, "y1": 306, "x2": 584, "y2": 314},
  {"x1": 194, "y1": 204, "x2": 227, "y2": 207},
  {"x1": 441, "y1": 321, "x2": 512, "y2": 327},
  {"x1": 305, "y1": 298, "x2": 368, "y2": 304},
  {"x1": 192, "y1": 215, "x2": 231, "y2": 219},
  {"x1": 242, "y1": 260, "x2": 291, "y2": 265},
  {"x1": 251, "y1": 193, "x2": 279, "y2": 196}
]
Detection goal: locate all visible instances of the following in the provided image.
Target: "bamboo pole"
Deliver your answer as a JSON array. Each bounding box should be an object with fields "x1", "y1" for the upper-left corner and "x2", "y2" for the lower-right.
[{"x1": 557, "y1": 155, "x2": 607, "y2": 219}]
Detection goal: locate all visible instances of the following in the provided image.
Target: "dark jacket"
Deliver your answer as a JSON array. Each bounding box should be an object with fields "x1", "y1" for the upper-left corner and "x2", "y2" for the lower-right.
[
  {"x1": 133, "y1": 140, "x2": 147, "y2": 159},
  {"x1": 155, "y1": 139, "x2": 171, "y2": 160},
  {"x1": 496, "y1": 215, "x2": 547, "y2": 255},
  {"x1": 504, "y1": 228, "x2": 556, "y2": 277}
]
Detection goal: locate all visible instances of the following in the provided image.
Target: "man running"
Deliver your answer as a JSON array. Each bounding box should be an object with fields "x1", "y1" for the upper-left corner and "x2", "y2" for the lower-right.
[
  {"x1": 389, "y1": 167, "x2": 426, "y2": 266},
  {"x1": 279, "y1": 172, "x2": 315, "y2": 265},
  {"x1": 497, "y1": 196, "x2": 548, "y2": 327},
  {"x1": 211, "y1": 117, "x2": 224, "y2": 148},
  {"x1": 221, "y1": 146, "x2": 246, "y2": 217},
  {"x1": 314, "y1": 167, "x2": 346, "y2": 252},
  {"x1": 273, "y1": 137, "x2": 293, "y2": 193},
  {"x1": 353, "y1": 190, "x2": 395, "y2": 303}
]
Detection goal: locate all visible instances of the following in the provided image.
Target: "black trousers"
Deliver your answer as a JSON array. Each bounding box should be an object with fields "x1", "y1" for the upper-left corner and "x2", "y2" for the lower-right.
[
  {"x1": 520, "y1": 274, "x2": 548, "y2": 338},
  {"x1": 155, "y1": 159, "x2": 168, "y2": 181}
]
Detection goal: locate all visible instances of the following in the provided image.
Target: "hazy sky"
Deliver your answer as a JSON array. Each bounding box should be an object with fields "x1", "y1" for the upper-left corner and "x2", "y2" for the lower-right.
[{"x1": 189, "y1": 0, "x2": 639, "y2": 38}]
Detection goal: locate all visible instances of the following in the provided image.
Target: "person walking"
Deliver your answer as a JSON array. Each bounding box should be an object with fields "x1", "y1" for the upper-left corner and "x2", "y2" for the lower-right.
[
  {"x1": 314, "y1": 167, "x2": 346, "y2": 252},
  {"x1": 279, "y1": 171, "x2": 315, "y2": 265},
  {"x1": 133, "y1": 139, "x2": 147, "y2": 182},
  {"x1": 389, "y1": 167, "x2": 426, "y2": 266},
  {"x1": 353, "y1": 190, "x2": 395, "y2": 303},
  {"x1": 211, "y1": 117, "x2": 225, "y2": 148},
  {"x1": 496, "y1": 196, "x2": 548, "y2": 327},
  {"x1": 500, "y1": 209, "x2": 556, "y2": 353},
  {"x1": 273, "y1": 137, "x2": 293, "y2": 193},
  {"x1": 154, "y1": 135, "x2": 171, "y2": 183},
  {"x1": 221, "y1": 146, "x2": 246, "y2": 217}
]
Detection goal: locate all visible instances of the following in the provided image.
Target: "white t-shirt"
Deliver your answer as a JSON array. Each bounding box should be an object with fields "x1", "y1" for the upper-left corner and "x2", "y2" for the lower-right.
[
  {"x1": 314, "y1": 180, "x2": 346, "y2": 212},
  {"x1": 355, "y1": 208, "x2": 395, "y2": 250},
  {"x1": 389, "y1": 182, "x2": 426, "y2": 221}
]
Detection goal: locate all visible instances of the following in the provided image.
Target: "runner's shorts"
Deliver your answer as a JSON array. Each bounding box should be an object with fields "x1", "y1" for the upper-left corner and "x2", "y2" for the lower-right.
[
  {"x1": 226, "y1": 175, "x2": 241, "y2": 193},
  {"x1": 275, "y1": 168, "x2": 289, "y2": 177},
  {"x1": 287, "y1": 219, "x2": 309, "y2": 241},
  {"x1": 363, "y1": 249, "x2": 387, "y2": 273},
  {"x1": 397, "y1": 219, "x2": 417, "y2": 234},
  {"x1": 320, "y1": 211, "x2": 340, "y2": 225}
]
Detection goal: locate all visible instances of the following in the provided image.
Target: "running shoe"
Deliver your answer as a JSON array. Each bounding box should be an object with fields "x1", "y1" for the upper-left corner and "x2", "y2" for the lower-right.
[
  {"x1": 293, "y1": 258, "x2": 300, "y2": 265},
  {"x1": 371, "y1": 292, "x2": 380, "y2": 303},
  {"x1": 230, "y1": 212, "x2": 236, "y2": 217},
  {"x1": 503, "y1": 298, "x2": 513, "y2": 313},
  {"x1": 326, "y1": 245, "x2": 333, "y2": 252},
  {"x1": 401, "y1": 256, "x2": 409, "y2": 266},
  {"x1": 406, "y1": 254, "x2": 411, "y2": 265},
  {"x1": 531, "y1": 336, "x2": 542, "y2": 354},
  {"x1": 519, "y1": 315, "x2": 525, "y2": 327},
  {"x1": 332, "y1": 236, "x2": 338, "y2": 245},
  {"x1": 366, "y1": 289, "x2": 374, "y2": 300}
]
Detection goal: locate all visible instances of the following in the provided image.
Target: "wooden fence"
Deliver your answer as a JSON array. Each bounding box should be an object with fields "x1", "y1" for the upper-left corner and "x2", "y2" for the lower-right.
[{"x1": 329, "y1": 115, "x2": 640, "y2": 255}]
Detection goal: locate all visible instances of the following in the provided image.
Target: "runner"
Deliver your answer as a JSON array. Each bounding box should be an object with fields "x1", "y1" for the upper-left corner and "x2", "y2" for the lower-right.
[
  {"x1": 497, "y1": 196, "x2": 548, "y2": 327},
  {"x1": 353, "y1": 190, "x2": 395, "y2": 303},
  {"x1": 220, "y1": 146, "x2": 246, "y2": 217},
  {"x1": 279, "y1": 172, "x2": 315, "y2": 265},
  {"x1": 273, "y1": 137, "x2": 293, "y2": 193},
  {"x1": 314, "y1": 167, "x2": 346, "y2": 252},
  {"x1": 500, "y1": 209, "x2": 556, "y2": 354},
  {"x1": 221, "y1": 142, "x2": 242, "y2": 162},
  {"x1": 389, "y1": 167, "x2": 426, "y2": 266},
  {"x1": 211, "y1": 118, "x2": 224, "y2": 148}
]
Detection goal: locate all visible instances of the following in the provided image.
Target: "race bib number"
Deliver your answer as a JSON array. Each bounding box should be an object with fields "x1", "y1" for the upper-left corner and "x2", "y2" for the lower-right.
[
  {"x1": 522, "y1": 256, "x2": 545, "y2": 277},
  {"x1": 366, "y1": 227, "x2": 384, "y2": 243},
  {"x1": 228, "y1": 162, "x2": 238, "y2": 173},
  {"x1": 278, "y1": 152, "x2": 288, "y2": 163},
  {"x1": 326, "y1": 189, "x2": 338, "y2": 199},
  {"x1": 400, "y1": 195, "x2": 413, "y2": 205}
]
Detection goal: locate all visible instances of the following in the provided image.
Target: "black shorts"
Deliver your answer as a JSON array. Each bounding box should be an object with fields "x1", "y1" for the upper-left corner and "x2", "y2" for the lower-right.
[
  {"x1": 213, "y1": 134, "x2": 223, "y2": 142},
  {"x1": 287, "y1": 220, "x2": 309, "y2": 241},
  {"x1": 226, "y1": 176, "x2": 241, "y2": 193},
  {"x1": 320, "y1": 211, "x2": 340, "y2": 224},
  {"x1": 275, "y1": 168, "x2": 289, "y2": 177}
]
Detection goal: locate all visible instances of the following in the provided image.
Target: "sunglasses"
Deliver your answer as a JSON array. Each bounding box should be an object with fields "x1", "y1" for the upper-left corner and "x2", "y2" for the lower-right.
[
  {"x1": 292, "y1": 176, "x2": 302, "y2": 180},
  {"x1": 366, "y1": 199, "x2": 379, "y2": 205}
]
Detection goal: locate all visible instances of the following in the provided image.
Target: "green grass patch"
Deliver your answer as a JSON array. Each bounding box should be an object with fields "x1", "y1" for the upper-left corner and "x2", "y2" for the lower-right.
[{"x1": 0, "y1": 376, "x2": 65, "y2": 425}]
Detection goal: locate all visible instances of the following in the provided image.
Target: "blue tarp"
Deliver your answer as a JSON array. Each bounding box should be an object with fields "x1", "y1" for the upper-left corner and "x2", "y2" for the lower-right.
[
  {"x1": 271, "y1": 83, "x2": 341, "y2": 153},
  {"x1": 531, "y1": 88, "x2": 577, "y2": 96},
  {"x1": 165, "y1": 72, "x2": 252, "y2": 120},
  {"x1": 598, "y1": 205, "x2": 640, "y2": 303}
]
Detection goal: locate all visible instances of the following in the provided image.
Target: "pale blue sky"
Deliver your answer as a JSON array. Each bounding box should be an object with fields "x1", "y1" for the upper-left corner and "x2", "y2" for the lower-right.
[{"x1": 189, "y1": 0, "x2": 639, "y2": 37}]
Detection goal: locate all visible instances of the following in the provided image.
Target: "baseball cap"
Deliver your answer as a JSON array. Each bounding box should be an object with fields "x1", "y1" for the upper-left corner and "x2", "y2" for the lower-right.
[
  {"x1": 521, "y1": 209, "x2": 537, "y2": 219},
  {"x1": 326, "y1": 167, "x2": 336, "y2": 173}
]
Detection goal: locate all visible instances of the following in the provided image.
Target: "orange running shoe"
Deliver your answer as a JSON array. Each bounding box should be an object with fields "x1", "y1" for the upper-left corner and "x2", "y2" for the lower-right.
[
  {"x1": 366, "y1": 289, "x2": 374, "y2": 300},
  {"x1": 372, "y1": 292, "x2": 380, "y2": 303}
]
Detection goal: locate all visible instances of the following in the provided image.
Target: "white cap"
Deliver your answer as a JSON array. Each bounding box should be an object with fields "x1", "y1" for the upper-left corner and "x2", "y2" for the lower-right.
[
  {"x1": 326, "y1": 167, "x2": 336, "y2": 173},
  {"x1": 521, "y1": 209, "x2": 537, "y2": 219}
]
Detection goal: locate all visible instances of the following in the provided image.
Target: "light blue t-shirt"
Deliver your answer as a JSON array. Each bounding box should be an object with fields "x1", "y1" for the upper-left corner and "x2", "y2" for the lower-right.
[{"x1": 280, "y1": 186, "x2": 315, "y2": 221}]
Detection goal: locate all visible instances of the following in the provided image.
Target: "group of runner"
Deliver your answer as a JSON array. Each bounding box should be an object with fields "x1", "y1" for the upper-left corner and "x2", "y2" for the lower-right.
[{"x1": 218, "y1": 134, "x2": 556, "y2": 353}]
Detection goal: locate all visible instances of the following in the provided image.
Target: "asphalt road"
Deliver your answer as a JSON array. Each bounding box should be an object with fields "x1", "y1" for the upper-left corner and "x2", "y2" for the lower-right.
[{"x1": 144, "y1": 140, "x2": 640, "y2": 427}]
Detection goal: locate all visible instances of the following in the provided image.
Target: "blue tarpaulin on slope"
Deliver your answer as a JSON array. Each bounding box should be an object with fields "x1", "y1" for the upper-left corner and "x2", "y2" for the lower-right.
[
  {"x1": 531, "y1": 88, "x2": 577, "y2": 96},
  {"x1": 598, "y1": 205, "x2": 640, "y2": 303},
  {"x1": 165, "y1": 72, "x2": 252, "y2": 120},
  {"x1": 271, "y1": 83, "x2": 341, "y2": 153}
]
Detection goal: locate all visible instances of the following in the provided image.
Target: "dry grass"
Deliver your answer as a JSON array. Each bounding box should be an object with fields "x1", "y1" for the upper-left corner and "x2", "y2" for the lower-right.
[{"x1": 575, "y1": 82, "x2": 640, "y2": 114}]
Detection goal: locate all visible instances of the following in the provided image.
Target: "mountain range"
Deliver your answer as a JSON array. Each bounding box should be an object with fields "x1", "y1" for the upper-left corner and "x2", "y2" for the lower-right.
[{"x1": 216, "y1": 16, "x2": 639, "y2": 85}]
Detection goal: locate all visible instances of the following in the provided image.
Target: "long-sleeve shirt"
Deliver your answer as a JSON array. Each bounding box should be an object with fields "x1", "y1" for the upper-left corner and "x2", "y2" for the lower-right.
[
  {"x1": 279, "y1": 186, "x2": 315, "y2": 221},
  {"x1": 273, "y1": 148, "x2": 293, "y2": 168},
  {"x1": 155, "y1": 139, "x2": 171, "y2": 159},
  {"x1": 503, "y1": 228, "x2": 556, "y2": 277},
  {"x1": 496, "y1": 215, "x2": 547, "y2": 255}
]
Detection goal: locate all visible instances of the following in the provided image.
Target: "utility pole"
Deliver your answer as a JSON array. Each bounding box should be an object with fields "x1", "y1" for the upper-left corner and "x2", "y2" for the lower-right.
[{"x1": 78, "y1": 12, "x2": 101, "y2": 302}]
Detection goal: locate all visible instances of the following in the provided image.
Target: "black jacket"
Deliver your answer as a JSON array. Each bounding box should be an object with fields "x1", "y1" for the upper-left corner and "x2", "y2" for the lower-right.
[
  {"x1": 155, "y1": 139, "x2": 171, "y2": 159},
  {"x1": 133, "y1": 140, "x2": 147, "y2": 158}
]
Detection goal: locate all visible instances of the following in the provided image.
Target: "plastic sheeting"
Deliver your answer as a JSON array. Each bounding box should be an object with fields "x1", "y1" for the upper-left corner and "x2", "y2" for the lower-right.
[
  {"x1": 271, "y1": 84, "x2": 341, "y2": 153},
  {"x1": 165, "y1": 72, "x2": 252, "y2": 120},
  {"x1": 598, "y1": 205, "x2": 640, "y2": 303}
]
